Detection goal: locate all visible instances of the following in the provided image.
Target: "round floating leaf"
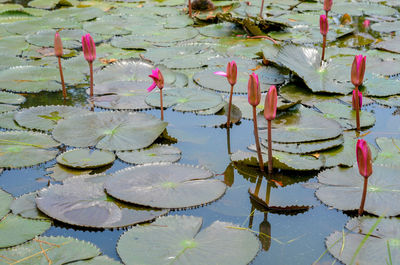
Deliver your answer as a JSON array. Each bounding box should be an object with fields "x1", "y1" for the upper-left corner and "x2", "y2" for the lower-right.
[
  {"x1": 165, "y1": 15, "x2": 194, "y2": 29},
  {"x1": 0, "y1": 104, "x2": 18, "y2": 113},
  {"x1": 199, "y1": 103, "x2": 242, "y2": 127},
  {"x1": 327, "y1": 217, "x2": 400, "y2": 265},
  {"x1": 314, "y1": 101, "x2": 376, "y2": 130},
  {"x1": 56, "y1": 149, "x2": 115, "y2": 169},
  {"x1": 0, "y1": 110, "x2": 22, "y2": 131},
  {"x1": 36, "y1": 175, "x2": 168, "y2": 228},
  {"x1": 69, "y1": 256, "x2": 122, "y2": 265},
  {"x1": 110, "y1": 35, "x2": 153, "y2": 50},
  {"x1": 199, "y1": 22, "x2": 244, "y2": 38},
  {"x1": 0, "y1": 131, "x2": 59, "y2": 168},
  {"x1": 0, "y1": 188, "x2": 12, "y2": 219},
  {"x1": 52, "y1": 111, "x2": 167, "y2": 151},
  {"x1": 10, "y1": 191, "x2": 49, "y2": 220},
  {"x1": 316, "y1": 166, "x2": 400, "y2": 216},
  {"x1": 0, "y1": 91, "x2": 25, "y2": 104},
  {"x1": 116, "y1": 144, "x2": 181, "y2": 164},
  {"x1": 230, "y1": 150, "x2": 323, "y2": 171},
  {"x1": 14, "y1": 105, "x2": 91, "y2": 132},
  {"x1": 375, "y1": 36, "x2": 400, "y2": 54},
  {"x1": 117, "y1": 215, "x2": 260, "y2": 265},
  {"x1": 275, "y1": 45, "x2": 353, "y2": 94},
  {"x1": 373, "y1": 96, "x2": 400, "y2": 107},
  {"x1": 105, "y1": 163, "x2": 226, "y2": 209},
  {"x1": 279, "y1": 83, "x2": 338, "y2": 107},
  {"x1": 5, "y1": 17, "x2": 80, "y2": 35},
  {"x1": 0, "y1": 55, "x2": 28, "y2": 71},
  {"x1": 331, "y1": 2, "x2": 397, "y2": 16},
  {"x1": 145, "y1": 87, "x2": 223, "y2": 112},
  {"x1": 258, "y1": 106, "x2": 343, "y2": 143},
  {"x1": 0, "y1": 35, "x2": 29, "y2": 55},
  {"x1": 83, "y1": 15, "x2": 132, "y2": 35},
  {"x1": 0, "y1": 236, "x2": 101, "y2": 264},
  {"x1": 375, "y1": 137, "x2": 400, "y2": 169},
  {"x1": 367, "y1": 60, "x2": 400, "y2": 77},
  {"x1": 364, "y1": 74, "x2": 400, "y2": 97},
  {"x1": 45, "y1": 164, "x2": 96, "y2": 182},
  {"x1": 140, "y1": 27, "x2": 198, "y2": 43},
  {"x1": 43, "y1": 7, "x2": 105, "y2": 22},
  {"x1": 0, "y1": 214, "x2": 51, "y2": 248}
]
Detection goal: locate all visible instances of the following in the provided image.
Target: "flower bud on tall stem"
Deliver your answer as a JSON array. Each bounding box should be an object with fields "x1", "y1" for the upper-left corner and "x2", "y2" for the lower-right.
[
  {"x1": 54, "y1": 32, "x2": 66, "y2": 100},
  {"x1": 356, "y1": 139, "x2": 373, "y2": 215},
  {"x1": 263, "y1": 85, "x2": 277, "y2": 174},
  {"x1": 82, "y1": 34, "x2": 96, "y2": 99},
  {"x1": 351, "y1": 55, "x2": 366, "y2": 131}
]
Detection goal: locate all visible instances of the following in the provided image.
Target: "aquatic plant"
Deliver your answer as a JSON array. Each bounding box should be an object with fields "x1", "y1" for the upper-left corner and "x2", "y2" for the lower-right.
[
  {"x1": 248, "y1": 73, "x2": 264, "y2": 172},
  {"x1": 263, "y1": 85, "x2": 277, "y2": 174},
  {"x1": 351, "y1": 55, "x2": 366, "y2": 131},
  {"x1": 147, "y1": 68, "x2": 165, "y2": 120},
  {"x1": 54, "y1": 32, "x2": 66, "y2": 100},
  {"x1": 356, "y1": 139, "x2": 373, "y2": 215},
  {"x1": 320, "y1": 15, "x2": 328, "y2": 63},
  {"x1": 81, "y1": 33, "x2": 96, "y2": 98},
  {"x1": 214, "y1": 60, "x2": 237, "y2": 126}
]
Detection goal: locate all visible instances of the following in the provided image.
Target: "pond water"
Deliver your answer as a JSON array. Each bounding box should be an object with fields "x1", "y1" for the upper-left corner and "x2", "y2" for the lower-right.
[{"x1": 1, "y1": 0, "x2": 400, "y2": 264}]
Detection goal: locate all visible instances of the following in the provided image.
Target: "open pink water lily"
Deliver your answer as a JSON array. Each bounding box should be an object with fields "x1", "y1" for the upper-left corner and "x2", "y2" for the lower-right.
[
  {"x1": 320, "y1": 15, "x2": 329, "y2": 36},
  {"x1": 82, "y1": 34, "x2": 96, "y2": 63},
  {"x1": 352, "y1": 90, "x2": 362, "y2": 110},
  {"x1": 324, "y1": 0, "x2": 333, "y2": 12},
  {"x1": 247, "y1": 72, "x2": 261, "y2": 107},
  {"x1": 351, "y1": 55, "x2": 366, "y2": 87},
  {"x1": 214, "y1": 61, "x2": 237, "y2": 86},
  {"x1": 264, "y1": 85, "x2": 277, "y2": 121},
  {"x1": 147, "y1": 68, "x2": 164, "y2": 92},
  {"x1": 54, "y1": 32, "x2": 63, "y2": 58},
  {"x1": 356, "y1": 139, "x2": 373, "y2": 178}
]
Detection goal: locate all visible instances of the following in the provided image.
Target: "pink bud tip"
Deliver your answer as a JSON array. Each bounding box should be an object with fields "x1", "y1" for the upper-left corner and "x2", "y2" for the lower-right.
[
  {"x1": 214, "y1": 71, "x2": 228, "y2": 77},
  {"x1": 324, "y1": 0, "x2": 333, "y2": 12},
  {"x1": 82, "y1": 33, "x2": 96, "y2": 63},
  {"x1": 247, "y1": 73, "x2": 261, "y2": 107},
  {"x1": 264, "y1": 85, "x2": 277, "y2": 121},
  {"x1": 356, "y1": 139, "x2": 373, "y2": 178}
]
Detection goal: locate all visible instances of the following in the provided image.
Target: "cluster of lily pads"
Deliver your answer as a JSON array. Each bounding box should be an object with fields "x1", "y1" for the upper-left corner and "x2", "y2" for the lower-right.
[{"x1": 0, "y1": 0, "x2": 399, "y2": 264}]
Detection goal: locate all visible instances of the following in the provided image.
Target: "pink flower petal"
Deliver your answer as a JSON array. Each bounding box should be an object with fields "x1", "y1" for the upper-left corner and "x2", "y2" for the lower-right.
[
  {"x1": 214, "y1": 71, "x2": 228, "y2": 77},
  {"x1": 147, "y1": 82, "x2": 157, "y2": 92}
]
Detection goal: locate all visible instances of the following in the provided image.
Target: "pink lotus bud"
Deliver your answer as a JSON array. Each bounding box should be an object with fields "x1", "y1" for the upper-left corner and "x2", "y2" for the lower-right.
[
  {"x1": 263, "y1": 85, "x2": 277, "y2": 121},
  {"x1": 352, "y1": 90, "x2": 362, "y2": 110},
  {"x1": 320, "y1": 15, "x2": 329, "y2": 36},
  {"x1": 147, "y1": 68, "x2": 164, "y2": 92},
  {"x1": 351, "y1": 55, "x2": 366, "y2": 87},
  {"x1": 214, "y1": 60, "x2": 237, "y2": 86},
  {"x1": 54, "y1": 32, "x2": 63, "y2": 58},
  {"x1": 247, "y1": 73, "x2": 261, "y2": 107},
  {"x1": 81, "y1": 34, "x2": 96, "y2": 63},
  {"x1": 363, "y1": 19, "x2": 370, "y2": 29},
  {"x1": 324, "y1": 0, "x2": 333, "y2": 12},
  {"x1": 356, "y1": 139, "x2": 373, "y2": 178}
]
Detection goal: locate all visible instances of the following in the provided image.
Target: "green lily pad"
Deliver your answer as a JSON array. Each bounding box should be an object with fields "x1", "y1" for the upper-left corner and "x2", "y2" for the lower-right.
[
  {"x1": 260, "y1": 136, "x2": 344, "y2": 154},
  {"x1": 83, "y1": 15, "x2": 132, "y2": 35},
  {"x1": 314, "y1": 101, "x2": 376, "y2": 130},
  {"x1": 363, "y1": 74, "x2": 400, "y2": 97},
  {"x1": 36, "y1": 174, "x2": 168, "y2": 228},
  {"x1": 199, "y1": 103, "x2": 242, "y2": 127},
  {"x1": 145, "y1": 87, "x2": 223, "y2": 112},
  {"x1": 116, "y1": 144, "x2": 181, "y2": 164},
  {"x1": 0, "y1": 214, "x2": 51, "y2": 248},
  {"x1": 28, "y1": 0, "x2": 72, "y2": 9},
  {"x1": 0, "y1": 236, "x2": 101, "y2": 264},
  {"x1": 110, "y1": 35, "x2": 153, "y2": 50},
  {"x1": 327, "y1": 217, "x2": 400, "y2": 265},
  {"x1": 199, "y1": 22, "x2": 245, "y2": 38},
  {"x1": 45, "y1": 164, "x2": 96, "y2": 182},
  {"x1": 0, "y1": 35, "x2": 29, "y2": 55},
  {"x1": 5, "y1": 17, "x2": 80, "y2": 35},
  {"x1": 367, "y1": 60, "x2": 400, "y2": 77},
  {"x1": 331, "y1": 2, "x2": 397, "y2": 16},
  {"x1": 57, "y1": 149, "x2": 115, "y2": 169},
  {"x1": 117, "y1": 215, "x2": 260, "y2": 265},
  {"x1": 105, "y1": 163, "x2": 226, "y2": 209},
  {"x1": 0, "y1": 131, "x2": 59, "y2": 168},
  {"x1": 274, "y1": 45, "x2": 353, "y2": 94},
  {"x1": 373, "y1": 96, "x2": 400, "y2": 107},
  {"x1": 316, "y1": 166, "x2": 400, "y2": 216},
  {"x1": 279, "y1": 83, "x2": 338, "y2": 107},
  {"x1": 92, "y1": 81, "x2": 152, "y2": 110},
  {"x1": 258, "y1": 106, "x2": 343, "y2": 143},
  {"x1": 0, "y1": 103, "x2": 18, "y2": 113},
  {"x1": 69, "y1": 256, "x2": 122, "y2": 265},
  {"x1": 164, "y1": 15, "x2": 194, "y2": 29},
  {"x1": 14, "y1": 105, "x2": 91, "y2": 132},
  {"x1": 0, "y1": 55, "x2": 28, "y2": 71},
  {"x1": 230, "y1": 150, "x2": 323, "y2": 171},
  {"x1": 43, "y1": 7, "x2": 105, "y2": 22},
  {"x1": 374, "y1": 137, "x2": 400, "y2": 169},
  {"x1": 0, "y1": 91, "x2": 25, "y2": 104},
  {"x1": 375, "y1": 36, "x2": 400, "y2": 54},
  {"x1": 10, "y1": 191, "x2": 49, "y2": 220},
  {"x1": 52, "y1": 111, "x2": 167, "y2": 151},
  {"x1": 0, "y1": 188, "x2": 12, "y2": 219}
]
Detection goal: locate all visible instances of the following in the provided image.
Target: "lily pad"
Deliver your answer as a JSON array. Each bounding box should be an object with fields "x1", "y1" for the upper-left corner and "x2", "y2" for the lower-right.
[
  {"x1": 327, "y1": 217, "x2": 400, "y2": 265},
  {"x1": 367, "y1": 60, "x2": 400, "y2": 77},
  {"x1": 14, "y1": 105, "x2": 91, "y2": 132},
  {"x1": 0, "y1": 236, "x2": 101, "y2": 264},
  {"x1": 0, "y1": 188, "x2": 12, "y2": 219},
  {"x1": 36, "y1": 174, "x2": 168, "y2": 228},
  {"x1": 258, "y1": 106, "x2": 343, "y2": 143},
  {"x1": 5, "y1": 17, "x2": 80, "y2": 35},
  {"x1": 0, "y1": 214, "x2": 51, "y2": 248},
  {"x1": 373, "y1": 96, "x2": 400, "y2": 107},
  {"x1": 110, "y1": 35, "x2": 153, "y2": 50},
  {"x1": 10, "y1": 191, "x2": 49, "y2": 220},
  {"x1": 45, "y1": 164, "x2": 96, "y2": 182},
  {"x1": 0, "y1": 91, "x2": 25, "y2": 104},
  {"x1": 331, "y1": 2, "x2": 397, "y2": 16},
  {"x1": 52, "y1": 111, "x2": 167, "y2": 151},
  {"x1": 375, "y1": 36, "x2": 400, "y2": 54},
  {"x1": 69, "y1": 256, "x2": 122, "y2": 265},
  {"x1": 199, "y1": 22, "x2": 245, "y2": 38},
  {"x1": 83, "y1": 15, "x2": 132, "y2": 36},
  {"x1": 279, "y1": 83, "x2": 337, "y2": 107},
  {"x1": 104, "y1": 163, "x2": 226, "y2": 209},
  {"x1": 0, "y1": 104, "x2": 18, "y2": 113},
  {"x1": 145, "y1": 87, "x2": 223, "y2": 112},
  {"x1": 374, "y1": 137, "x2": 400, "y2": 169},
  {"x1": 43, "y1": 7, "x2": 105, "y2": 22},
  {"x1": 363, "y1": 74, "x2": 400, "y2": 97},
  {"x1": 56, "y1": 149, "x2": 115, "y2": 169},
  {"x1": 314, "y1": 101, "x2": 376, "y2": 130},
  {"x1": 0, "y1": 131, "x2": 59, "y2": 168},
  {"x1": 116, "y1": 144, "x2": 181, "y2": 164},
  {"x1": 316, "y1": 166, "x2": 400, "y2": 216},
  {"x1": 117, "y1": 215, "x2": 260, "y2": 265}
]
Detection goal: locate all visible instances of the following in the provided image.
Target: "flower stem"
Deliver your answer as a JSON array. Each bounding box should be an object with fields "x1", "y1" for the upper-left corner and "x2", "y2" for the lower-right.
[
  {"x1": 358, "y1": 176, "x2": 368, "y2": 216},
  {"x1": 227, "y1": 84, "x2": 234, "y2": 127},
  {"x1": 188, "y1": 0, "x2": 192, "y2": 17},
  {"x1": 355, "y1": 86, "x2": 360, "y2": 131},
  {"x1": 259, "y1": 0, "x2": 265, "y2": 18},
  {"x1": 321, "y1": 35, "x2": 326, "y2": 64},
  {"x1": 253, "y1": 106, "x2": 264, "y2": 172},
  {"x1": 58, "y1": 57, "x2": 66, "y2": 100},
  {"x1": 89, "y1": 62, "x2": 94, "y2": 98},
  {"x1": 267, "y1": 120, "x2": 273, "y2": 174},
  {"x1": 226, "y1": 127, "x2": 231, "y2": 155},
  {"x1": 160, "y1": 89, "x2": 164, "y2": 121}
]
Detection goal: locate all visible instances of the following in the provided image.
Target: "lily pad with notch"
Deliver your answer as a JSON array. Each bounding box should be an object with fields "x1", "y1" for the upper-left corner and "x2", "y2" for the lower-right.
[
  {"x1": 52, "y1": 111, "x2": 167, "y2": 151},
  {"x1": 56, "y1": 149, "x2": 115, "y2": 169},
  {"x1": 36, "y1": 174, "x2": 168, "y2": 228},
  {"x1": 116, "y1": 144, "x2": 181, "y2": 164},
  {"x1": 10, "y1": 191, "x2": 49, "y2": 220},
  {"x1": 45, "y1": 164, "x2": 97, "y2": 182},
  {"x1": 14, "y1": 105, "x2": 91, "y2": 132},
  {"x1": 105, "y1": 163, "x2": 226, "y2": 209},
  {"x1": 279, "y1": 83, "x2": 338, "y2": 107},
  {"x1": 0, "y1": 188, "x2": 12, "y2": 219},
  {"x1": 117, "y1": 215, "x2": 260, "y2": 265},
  {"x1": 0, "y1": 91, "x2": 25, "y2": 105},
  {"x1": 316, "y1": 166, "x2": 400, "y2": 216}
]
